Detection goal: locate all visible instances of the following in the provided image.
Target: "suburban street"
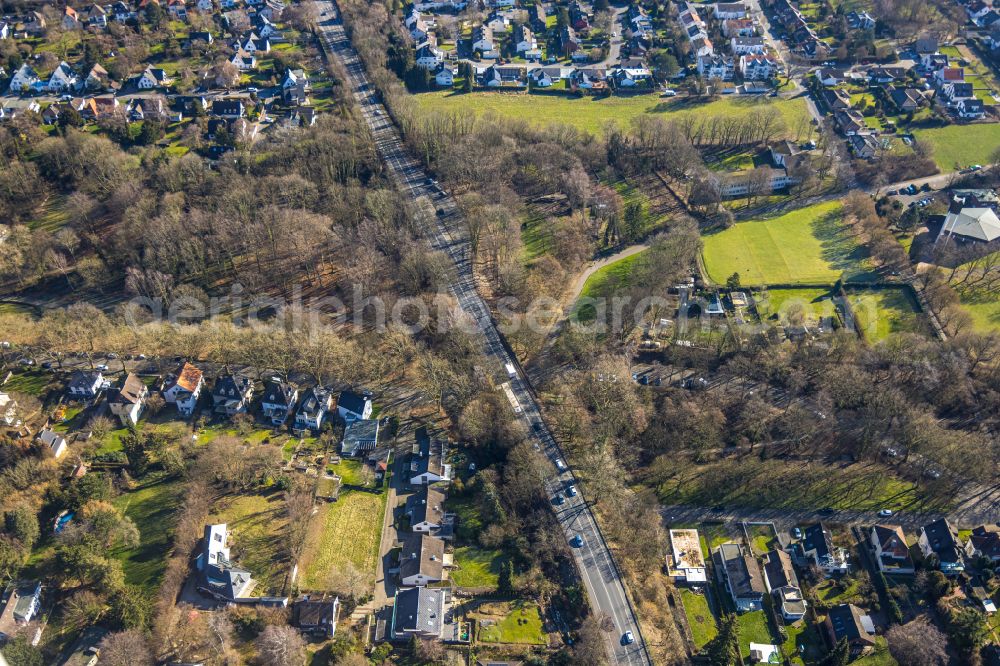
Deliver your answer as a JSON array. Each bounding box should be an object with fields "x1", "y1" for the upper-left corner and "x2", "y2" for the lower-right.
[{"x1": 314, "y1": 3, "x2": 650, "y2": 664}]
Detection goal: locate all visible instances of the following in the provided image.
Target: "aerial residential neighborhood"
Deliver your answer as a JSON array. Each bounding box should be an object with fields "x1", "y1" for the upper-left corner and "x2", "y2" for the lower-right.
[{"x1": 0, "y1": 0, "x2": 1000, "y2": 664}]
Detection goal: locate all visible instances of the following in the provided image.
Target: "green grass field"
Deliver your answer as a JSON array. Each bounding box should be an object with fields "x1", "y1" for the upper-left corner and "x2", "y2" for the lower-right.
[
  {"x1": 298, "y1": 475, "x2": 388, "y2": 591},
  {"x1": 680, "y1": 589, "x2": 718, "y2": 649},
  {"x1": 701, "y1": 201, "x2": 869, "y2": 285},
  {"x1": 736, "y1": 611, "x2": 775, "y2": 660},
  {"x1": 209, "y1": 489, "x2": 290, "y2": 596},
  {"x1": 2, "y1": 370, "x2": 53, "y2": 396},
  {"x1": 756, "y1": 287, "x2": 837, "y2": 325},
  {"x1": 414, "y1": 91, "x2": 812, "y2": 138},
  {"x1": 847, "y1": 288, "x2": 926, "y2": 342},
  {"x1": 111, "y1": 474, "x2": 184, "y2": 592},
  {"x1": 913, "y1": 124, "x2": 1000, "y2": 172},
  {"x1": 477, "y1": 601, "x2": 546, "y2": 644},
  {"x1": 451, "y1": 545, "x2": 503, "y2": 589},
  {"x1": 961, "y1": 292, "x2": 1000, "y2": 333}
]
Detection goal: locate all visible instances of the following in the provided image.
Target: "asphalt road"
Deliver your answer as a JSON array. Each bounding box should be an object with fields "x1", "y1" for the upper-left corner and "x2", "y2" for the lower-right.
[{"x1": 314, "y1": 3, "x2": 650, "y2": 664}]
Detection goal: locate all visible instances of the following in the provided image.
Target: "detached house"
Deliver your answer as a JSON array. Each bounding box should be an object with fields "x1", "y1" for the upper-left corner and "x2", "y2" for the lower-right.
[
  {"x1": 8, "y1": 64, "x2": 39, "y2": 94},
  {"x1": 957, "y1": 97, "x2": 986, "y2": 119},
  {"x1": 824, "y1": 604, "x2": 877, "y2": 658},
  {"x1": 871, "y1": 524, "x2": 915, "y2": 574},
  {"x1": 295, "y1": 598, "x2": 340, "y2": 638},
  {"x1": 211, "y1": 99, "x2": 246, "y2": 119},
  {"x1": 67, "y1": 370, "x2": 104, "y2": 399},
  {"x1": 410, "y1": 427, "x2": 451, "y2": 485},
  {"x1": 212, "y1": 374, "x2": 254, "y2": 417},
  {"x1": 0, "y1": 581, "x2": 42, "y2": 641},
  {"x1": 559, "y1": 26, "x2": 580, "y2": 58},
  {"x1": 798, "y1": 523, "x2": 849, "y2": 575},
  {"x1": 230, "y1": 49, "x2": 257, "y2": 71},
  {"x1": 282, "y1": 68, "x2": 310, "y2": 103},
  {"x1": 294, "y1": 386, "x2": 333, "y2": 434},
  {"x1": 415, "y1": 44, "x2": 444, "y2": 70},
  {"x1": 514, "y1": 24, "x2": 538, "y2": 56},
  {"x1": 196, "y1": 524, "x2": 256, "y2": 601},
  {"x1": 163, "y1": 362, "x2": 205, "y2": 416},
  {"x1": 730, "y1": 37, "x2": 766, "y2": 54},
  {"x1": 762, "y1": 549, "x2": 806, "y2": 621},
  {"x1": 136, "y1": 66, "x2": 172, "y2": 89},
  {"x1": 261, "y1": 380, "x2": 297, "y2": 426},
  {"x1": 108, "y1": 373, "x2": 149, "y2": 425},
  {"x1": 398, "y1": 533, "x2": 448, "y2": 586},
  {"x1": 714, "y1": 543, "x2": 765, "y2": 612},
  {"x1": 390, "y1": 587, "x2": 445, "y2": 641},
  {"x1": 38, "y1": 429, "x2": 68, "y2": 459},
  {"x1": 919, "y1": 518, "x2": 972, "y2": 574},
  {"x1": 667, "y1": 529, "x2": 708, "y2": 583},
  {"x1": 969, "y1": 525, "x2": 1000, "y2": 562},
  {"x1": 434, "y1": 64, "x2": 456, "y2": 87},
  {"x1": 63, "y1": 6, "x2": 81, "y2": 30},
  {"x1": 48, "y1": 62, "x2": 80, "y2": 93},
  {"x1": 85, "y1": 63, "x2": 111, "y2": 91},
  {"x1": 337, "y1": 390, "x2": 372, "y2": 422}
]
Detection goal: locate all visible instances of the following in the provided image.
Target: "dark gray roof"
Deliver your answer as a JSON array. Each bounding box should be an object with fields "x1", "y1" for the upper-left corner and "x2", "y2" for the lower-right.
[
  {"x1": 399, "y1": 533, "x2": 445, "y2": 582},
  {"x1": 826, "y1": 603, "x2": 876, "y2": 645},
  {"x1": 803, "y1": 523, "x2": 832, "y2": 559},
  {"x1": 262, "y1": 380, "x2": 296, "y2": 407},
  {"x1": 392, "y1": 587, "x2": 444, "y2": 636},
  {"x1": 716, "y1": 543, "x2": 764, "y2": 599},
  {"x1": 406, "y1": 486, "x2": 446, "y2": 526},
  {"x1": 338, "y1": 390, "x2": 370, "y2": 417},
  {"x1": 213, "y1": 374, "x2": 252, "y2": 399},
  {"x1": 921, "y1": 518, "x2": 963, "y2": 562}
]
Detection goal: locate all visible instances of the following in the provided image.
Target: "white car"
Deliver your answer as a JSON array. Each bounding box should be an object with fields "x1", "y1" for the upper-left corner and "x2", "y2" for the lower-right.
[
  {"x1": 567, "y1": 485, "x2": 578, "y2": 497},
  {"x1": 661, "y1": 89, "x2": 678, "y2": 97},
  {"x1": 555, "y1": 458, "x2": 566, "y2": 471},
  {"x1": 878, "y1": 509, "x2": 893, "y2": 517},
  {"x1": 95, "y1": 363, "x2": 109, "y2": 371},
  {"x1": 622, "y1": 631, "x2": 635, "y2": 645}
]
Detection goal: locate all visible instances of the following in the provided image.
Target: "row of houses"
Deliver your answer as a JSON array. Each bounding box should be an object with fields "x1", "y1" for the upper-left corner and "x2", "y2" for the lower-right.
[
  {"x1": 766, "y1": 0, "x2": 821, "y2": 58},
  {"x1": 681, "y1": 2, "x2": 783, "y2": 83},
  {"x1": 388, "y1": 428, "x2": 459, "y2": 643},
  {"x1": 48, "y1": 0, "x2": 285, "y2": 31}
]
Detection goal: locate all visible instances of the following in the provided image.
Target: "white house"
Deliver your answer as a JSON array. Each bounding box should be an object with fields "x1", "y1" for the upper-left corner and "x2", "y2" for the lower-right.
[
  {"x1": 730, "y1": 37, "x2": 767, "y2": 54},
  {"x1": 294, "y1": 386, "x2": 333, "y2": 434},
  {"x1": 230, "y1": 50, "x2": 258, "y2": 71},
  {"x1": 415, "y1": 44, "x2": 444, "y2": 69},
  {"x1": 406, "y1": 486, "x2": 447, "y2": 533},
  {"x1": 798, "y1": 523, "x2": 850, "y2": 575},
  {"x1": 471, "y1": 25, "x2": 495, "y2": 54},
  {"x1": 957, "y1": 97, "x2": 986, "y2": 119},
  {"x1": 0, "y1": 22, "x2": 10, "y2": 40},
  {"x1": 514, "y1": 24, "x2": 536, "y2": 54},
  {"x1": 260, "y1": 380, "x2": 298, "y2": 426},
  {"x1": 667, "y1": 529, "x2": 708, "y2": 583},
  {"x1": 485, "y1": 12, "x2": 510, "y2": 32},
  {"x1": 739, "y1": 54, "x2": 778, "y2": 80},
  {"x1": 871, "y1": 525, "x2": 915, "y2": 574},
  {"x1": 0, "y1": 581, "x2": 42, "y2": 641},
  {"x1": 410, "y1": 427, "x2": 452, "y2": 485},
  {"x1": 0, "y1": 392, "x2": 18, "y2": 427},
  {"x1": 38, "y1": 429, "x2": 68, "y2": 459},
  {"x1": 136, "y1": 67, "x2": 172, "y2": 89},
  {"x1": 714, "y1": 2, "x2": 748, "y2": 19},
  {"x1": 47, "y1": 62, "x2": 80, "y2": 93},
  {"x1": 918, "y1": 518, "x2": 972, "y2": 574},
  {"x1": 67, "y1": 370, "x2": 104, "y2": 399},
  {"x1": 398, "y1": 533, "x2": 447, "y2": 586},
  {"x1": 163, "y1": 362, "x2": 204, "y2": 416},
  {"x1": 337, "y1": 390, "x2": 372, "y2": 422},
  {"x1": 108, "y1": 373, "x2": 149, "y2": 426},
  {"x1": 434, "y1": 64, "x2": 456, "y2": 87},
  {"x1": 8, "y1": 64, "x2": 39, "y2": 93},
  {"x1": 698, "y1": 54, "x2": 735, "y2": 80}
]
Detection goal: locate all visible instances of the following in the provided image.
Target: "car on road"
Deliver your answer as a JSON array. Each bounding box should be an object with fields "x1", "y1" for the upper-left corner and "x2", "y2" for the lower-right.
[
  {"x1": 570, "y1": 534, "x2": 584, "y2": 548},
  {"x1": 661, "y1": 89, "x2": 677, "y2": 97},
  {"x1": 247, "y1": 87, "x2": 258, "y2": 93},
  {"x1": 818, "y1": 507, "x2": 835, "y2": 515},
  {"x1": 95, "y1": 363, "x2": 109, "y2": 371},
  {"x1": 622, "y1": 631, "x2": 635, "y2": 645},
  {"x1": 887, "y1": 190, "x2": 898, "y2": 196},
  {"x1": 792, "y1": 527, "x2": 802, "y2": 540},
  {"x1": 971, "y1": 164, "x2": 982, "y2": 171},
  {"x1": 555, "y1": 458, "x2": 566, "y2": 471},
  {"x1": 878, "y1": 509, "x2": 893, "y2": 517},
  {"x1": 553, "y1": 493, "x2": 565, "y2": 505},
  {"x1": 566, "y1": 484, "x2": 578, "y2": 497}
]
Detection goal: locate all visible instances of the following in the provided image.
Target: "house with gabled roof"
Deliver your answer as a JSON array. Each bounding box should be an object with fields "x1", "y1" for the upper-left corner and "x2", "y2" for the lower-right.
[
  {"x1": 63, "y1": 6, "x2": 81, "y2": 30},
  {"x1": 108, "y1": 373, "x2": 149, "y2": 425},
  {"x1": 407, "y1": 486, "x2": 448, "y2": 533},
  {"x1": 410, "y1": 427, "x2": 451, "y2": 485},
  {"x1": 295, "y1": 597, "x2": 340, "y2": 638},
  {"x1": 969, "y1": 524, "x2": 1000, "y2": 562},
  {"x1": 957, "y1": 97, "x2": 986, "y2": 119},
  {"x1": 824, "y1": 604, "x2": 876, "y2": 657},
  {"x1": 212, "y1": 374, "x2": 254, "y2": 417},
  {"x1": 48, "y1": 62, "x2": 80, "y2": 93},
  {"x1": 163, "y1": 362, "x2": 204, "y2": 416},
  {"x1": 136, "y1": 66, "x2": 172, "y2": 89},
  {"x1": 337, "y1": 390, "x2": 372, "y2": 423},
  {"x1": 8, "y1": 64, "x2": 39, "y2": 94},
  {"x1": 798, "y1": 523, "x2": 849, "y2": 574},
  {"x1": 714, "y1": 543, "x2": 765, "y2": 612},
  {"x1": 390, "y1": 587, "x2": 445, "y2": 640},
  {"x1": 261, "y1": 380, "x2": 297, "y2": 426},
  {"x1": 0, "y1": 580, "x2": 42, "y2": 641},
  {"x1": 918, "y1": 517, "x2": 972, "y2": 574},
  {"x1": 763, "y1": 549, "x2": 806, "y2": 620},
  {"x1": 38, "y1": 429, "x2": 68, "y2": 459},
  {"x1": 871, "y1": 525, "x2": 914, "y2": 574},
  {"x1": 294, "y1": 386, "x2": 333, "y2": 434},
  {"x1": 398, "y1": 532, "x2": 448, "y2": 586},
  {"x1": 68, "y1": 370, "x2": 104, "y2": 399},
  {"x1": 211, "y1": 98, "x2": 246, "y2": 119},
  {"x1": 342, "y1": 419, "x2": 380, "y2": 456},
  {"x1": 282, "y1": 68, "x2": 311, "y2": 104},
  {"x1": 196, "y1": 524, "x2": 256, "y2": 601}
]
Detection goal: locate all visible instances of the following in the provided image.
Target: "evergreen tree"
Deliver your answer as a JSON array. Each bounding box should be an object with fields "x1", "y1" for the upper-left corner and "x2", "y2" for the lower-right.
[
  {"x1": 706, "y1": 613, "x2": 738, "y2": 666},
  {"x1": 498, "y1": 560, "x2": 515, "y2": 596}
]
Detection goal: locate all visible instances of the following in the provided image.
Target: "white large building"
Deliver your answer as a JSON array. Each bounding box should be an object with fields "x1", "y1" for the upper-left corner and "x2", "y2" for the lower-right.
[{"x1": 667, "y1": 529, "x2": 707, "y2": 583}]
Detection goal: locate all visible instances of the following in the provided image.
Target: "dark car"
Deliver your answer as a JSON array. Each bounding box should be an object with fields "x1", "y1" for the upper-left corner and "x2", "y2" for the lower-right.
[
  {"x1": 818, "y1": 507, "x2": 835, "y2": 515},
  {"x1": 436, "y1": 208, "x2": 446, "y2": 217}
]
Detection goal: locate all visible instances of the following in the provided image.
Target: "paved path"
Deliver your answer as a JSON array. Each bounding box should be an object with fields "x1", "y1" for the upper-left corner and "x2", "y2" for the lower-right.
[{"x1": 315, "y1": 4, "x2": 650, "y2": 664}]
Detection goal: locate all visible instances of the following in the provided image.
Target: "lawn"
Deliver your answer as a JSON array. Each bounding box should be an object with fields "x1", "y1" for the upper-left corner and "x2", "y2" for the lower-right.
[
  {"x1": 2, "y1": 370, "x2": 54, "y2": 396},
  {"x1": 959, "y1": 289, "x2": 1000, "y2": 333},
  {"x1": 846, "y1": 287, "x2": 926, "y2": 342},
  {"x1": 451, "y1": 545, "x2": 504, "y2": 589},
  {"x1": 736, "y1": 610, "x2": 774, "y2": 660},
  {"x1": 680, "y1": 588, "x2": 718, "y2": 650},
  {"x1": 111, "y1": 473, "x2": 185, "y2": 592},
  {"x1": 912, "y1": 124, "x2": 1000, "y2": 172},
  {"x1": 521, "y1": 207, "x2": 551, "y2": 262},
  {"x1": 756, "y1": 287, "x2": 837, "y2": 325},
  {"x1": 571, "y1": 250, "x2": 647, "y2": 322},
  {"x1": 477, "y1": 601, "x2": 547, "y2": 645},
  {"x1": 701, "y1": 201, "x2": 870, "y2": 286},
  {"x1": 854, "y1": 637, "x2": 898, "y2": 665},
  {"x1": 297, "y1": 475, "x2": 388, "y2": 591},
  {"x1": 747, "y1": 523, "x2": 779, "y2": 556},
  {"x1": 647, "y1": 458, "x2": 943, "y2": 514},
  {"x1": 414, "y1": 91, "x2": 813, "y2": 138},
  {"x1": 209, "y1": 489, "x2": 291, "y2": 596},
  {"x1": 783, "y1": 621, "x2": 824, "y2": 665}
]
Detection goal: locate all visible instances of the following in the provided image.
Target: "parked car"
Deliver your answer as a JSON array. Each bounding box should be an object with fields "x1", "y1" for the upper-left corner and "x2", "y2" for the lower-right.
[
  {"x1": 878, "y1": 509, "x2": 893, "y2": 517},
  {"x1": 17, "y1": 357, "x2": 33, "y2": 366},
  {"x1": 95, "y1": 363, "x2": 109, "y2": 371},
  {"x1": 887, "y1": 190, "x2": 898, "y2": 196},
  {"x1": 566, "y1": 485, "x2": 578, "y2": 497},
  {"x1": 555, "y1": 458, "x2": 567, "y2": 471},
  {"x1": 661, "y1": 89, "x2": 677, "y2": 97},
  {"x1": 553, "y1": 493, "x2": 565, "y2": 505},
  {"x1": 792, "y1": 527, "x2": 802, "y2": 540}
]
